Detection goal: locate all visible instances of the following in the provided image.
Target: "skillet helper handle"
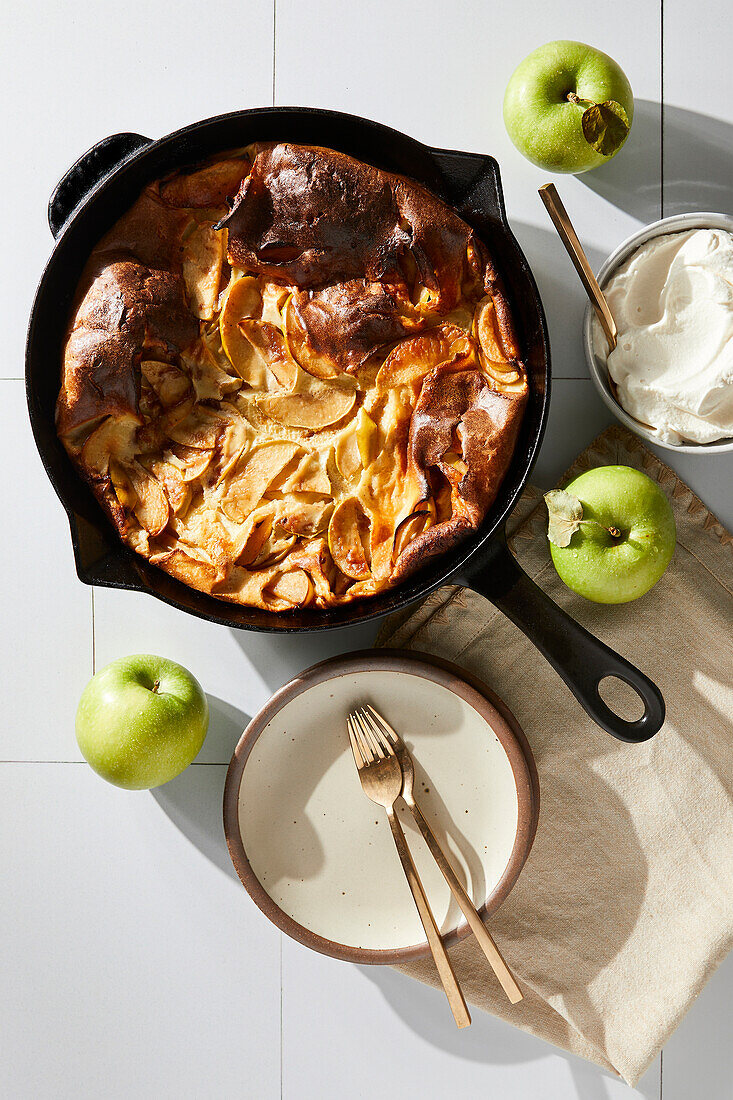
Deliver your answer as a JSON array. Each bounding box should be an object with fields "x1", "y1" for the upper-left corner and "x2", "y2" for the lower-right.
[
  {"x1": 465, "y1": 537, "x2": 665, "y2": 743},
  {"x1": 48, "y1": 132, "x2": 151, "y2": 239},
  {"x1": 404, "y1": 795, "x2": 523, "y2": 1004}
]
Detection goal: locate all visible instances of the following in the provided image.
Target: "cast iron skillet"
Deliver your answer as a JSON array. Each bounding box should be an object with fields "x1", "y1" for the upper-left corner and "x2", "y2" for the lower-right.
[{"x1": 26, "y1": 106, "x2": 664, "y2": 743}]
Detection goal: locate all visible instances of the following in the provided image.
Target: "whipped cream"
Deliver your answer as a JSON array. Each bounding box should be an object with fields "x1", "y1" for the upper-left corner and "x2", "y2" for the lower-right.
[{"x1": 593, "y1": 228, "x2": 733, "y2": 445}]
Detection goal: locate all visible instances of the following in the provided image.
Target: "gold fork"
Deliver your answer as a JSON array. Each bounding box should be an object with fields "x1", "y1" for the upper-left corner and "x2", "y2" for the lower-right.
[
  {"x1": 347, "y1": 713, "x2": 471, "y2": 1029},
  {"x1": 359, "y1": 705, "x2": 523, "y2": 1005}
]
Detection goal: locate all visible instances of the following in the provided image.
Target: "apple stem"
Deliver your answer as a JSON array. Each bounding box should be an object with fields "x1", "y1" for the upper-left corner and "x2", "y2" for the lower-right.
[
  {"x1": 566, "y1": 91, "x2": 589, "y2": 107},
  {"x1": 580, "y1": 519, "x2": 623, "y2": 539},
  {"x1": 152, "y1": 679, "x2": 161, "y2": 694}
]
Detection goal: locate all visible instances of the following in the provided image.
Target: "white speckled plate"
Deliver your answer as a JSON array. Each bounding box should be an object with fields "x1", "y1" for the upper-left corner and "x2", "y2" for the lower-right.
[{"x1": 224, "y1": 650, "x2": 538, "y2": 963}]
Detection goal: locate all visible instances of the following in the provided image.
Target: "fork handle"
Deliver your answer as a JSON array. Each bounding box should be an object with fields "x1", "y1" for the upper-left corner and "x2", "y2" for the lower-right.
[
  {"x1": 386, "y1": 809, "x2": 471, "y2": 1029},
  {"x1": 404, "y1": 796, "x2": 523, "y2": 1005}
]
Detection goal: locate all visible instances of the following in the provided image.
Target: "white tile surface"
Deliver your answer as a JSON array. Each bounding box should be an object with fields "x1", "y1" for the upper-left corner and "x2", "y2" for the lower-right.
[
  {"x1": 0, "y1": 381, "x2": 92, "y2": 762},
  {"x1": 0, "y1": 763, "x2": 281, "y2": 1099},
  {"x1": 661, "y1": 951, "x2": 733, "y2": 1100},
  {"x1": 281, "y1": 940, "x2": 661, "y2": 1100},
  {"x1": 1, "y1": 0, "x2": 274, "y2": 382},
  {"x1": 663, "y1": 0, "x2": 733, "y2": 217},
  {"x1": 3, "y1": 0, "x2": 733, "y2": 1097}
]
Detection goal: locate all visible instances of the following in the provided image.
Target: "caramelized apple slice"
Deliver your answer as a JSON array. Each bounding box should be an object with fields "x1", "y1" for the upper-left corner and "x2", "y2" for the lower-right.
[
  {"x1": 333, "y1": 407, "x2": 377, "y2": 481},
  {"x1": 141, "y1": 361, "x2": 192, "y2": 407},
  {"x1": 392, "y1": 498, "x2": 436, "y2": 561},
  {"x1": 143, "y1": 458, "x2": 191, "y2": 516},
  {"x1": 214, "y1": 406, "x2": 252, "y2": 483},
  {"x1": 219, "y1": 277, "x2": 265, "y2": 384},
  {"x1": 474, "y1": 296, "x2": 509, "y2": 362},
  {"x1": 376, "y1": 325, "x2": 477, "y2": 390},
  {"x1": 271, "y1": 449, "x2": 331, "y2": 496},
  {"x1": 473, "y1": 296, "x2": 524, "y2": 392},
  {"x1": 109, "y1": 459, "x2": 137, "y2": 511},
  {"x1": 356, "y1": 408, "x2": 378, "y2": 468},
  {"x1": 159, "y1": 158, "x2": 248, "y2": 208},
  {"x1": 258, "y1": 377, "x2": 356, "y2": 430},
  {"x1": 282, "y1": 296, "x2": 340, "y2": 379},
  {"x1": 251, "y1": 532, "x2": 298, "y2": 570},
  {"x1": 233, "y1": 504, "x2": 277, "y2": 567},
  {"x1": 182, "y1": 221, "x2": 226, "y2": 320},
  {"x1": 276, "y1": 499, "x2": 334, "y2": 538},
  {"x1": 159, "y1": 390, "x2": 197, "y2": 435},
  {"x1": 264, "y1": 569, "x2": 313, "y2": 608},
  {"x1": 163, "y1": 444, "x2": 214, "y2": 483},
  {"x1": 186, "y1": 342, "x2": 241, "y2": 401},
  {"x1": 238, "y1": 319, "x2": 298, "y2": 390},
  {"x1": 328, "y1": 497, "x2": 371, "y2": 580},
  {"x1": 168, "y1": 404, "x2": 243, "y2": 451},
  {"x1": 334, "y1": 424, "x2": 361, "y2": 481},
  {"x1": 126, "y1": 461, "x2": 170, "y2": 536},
  {"x1": 81, "y1": 415, "x2": 139, "y2": 476},
  {"x1": 220, "y1": 441, "x2": 304, "y2": 523},
  {"x1": 260, "y1": 283, "x2": 290, "y2": 328}
]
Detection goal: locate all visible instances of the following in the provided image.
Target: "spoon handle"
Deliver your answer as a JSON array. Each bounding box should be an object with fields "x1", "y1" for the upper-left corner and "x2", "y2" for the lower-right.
[{"x1": 539, "y1": 183, "x2": 617, "y2": 351}]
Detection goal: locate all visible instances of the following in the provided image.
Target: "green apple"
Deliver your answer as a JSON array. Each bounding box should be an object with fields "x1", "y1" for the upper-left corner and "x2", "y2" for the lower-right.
[
  {"x1": 546, "y1": 466, "x2": 675, "y2": 603},
  {"x1": 503, "y1": 40, "x2": 634, "y2": 173},
  {"x1": 76, "y1": 654, "x2": 209, "y2": 789}
]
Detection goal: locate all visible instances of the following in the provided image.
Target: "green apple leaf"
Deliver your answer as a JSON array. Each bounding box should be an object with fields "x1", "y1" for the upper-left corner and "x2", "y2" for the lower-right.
[
  {"x1": 581, "y1": 100, "x2": 630, "y2": 157},
  {"x1": 545, "y1": 489, "x2": 584, "y2": 548}
]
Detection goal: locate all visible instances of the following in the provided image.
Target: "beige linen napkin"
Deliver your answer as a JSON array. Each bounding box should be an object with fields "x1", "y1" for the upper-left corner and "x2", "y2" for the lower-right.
[{"x1": 377, "y1": 426, "x2": 733, "y2": 1086}]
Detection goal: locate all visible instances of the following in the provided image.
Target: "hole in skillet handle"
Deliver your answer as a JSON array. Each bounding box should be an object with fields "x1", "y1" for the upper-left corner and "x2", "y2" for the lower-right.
[
  {"x1": 457, "y1": 532, "x2": 665, "y2": 743},
  {"x1": 48, "y1": 132, "x2": 152, "y2": 240}
]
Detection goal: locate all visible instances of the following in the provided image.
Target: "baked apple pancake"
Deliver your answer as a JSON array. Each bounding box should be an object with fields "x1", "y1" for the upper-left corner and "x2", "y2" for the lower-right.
[{"x1": 56, "y1": 143, "x2": 528, "y2": 611}]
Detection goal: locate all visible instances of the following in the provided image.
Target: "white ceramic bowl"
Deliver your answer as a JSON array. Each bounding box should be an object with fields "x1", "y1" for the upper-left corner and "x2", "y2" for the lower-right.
[{"x1": 583, "y1": 211, "x2": 733, "y2": 454}]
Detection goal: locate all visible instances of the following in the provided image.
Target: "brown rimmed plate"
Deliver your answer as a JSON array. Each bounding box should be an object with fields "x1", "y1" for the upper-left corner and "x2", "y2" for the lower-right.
[{"x1": 223, "y1": 650, "x2": 539, "y2": 964}]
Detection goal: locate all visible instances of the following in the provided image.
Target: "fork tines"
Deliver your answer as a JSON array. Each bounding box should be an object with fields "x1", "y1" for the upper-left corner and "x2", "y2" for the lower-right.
[{"x1": 348, "y1": 709, "x2": 386, "y2": 764}]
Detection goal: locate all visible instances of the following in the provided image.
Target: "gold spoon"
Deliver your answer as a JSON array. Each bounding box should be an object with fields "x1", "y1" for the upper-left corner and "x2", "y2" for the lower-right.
[
  {"x1": 539, "y1": 183, "x2": 656, "y2": 431},
  {"x1": 538, "y1": 182, "x2": 617, "y2": 351}
]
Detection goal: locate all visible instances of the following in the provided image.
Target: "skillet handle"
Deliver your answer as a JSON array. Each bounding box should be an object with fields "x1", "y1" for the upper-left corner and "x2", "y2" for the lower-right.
[
  {"x1": 461, "y1": 535, "x2": 665, "y2": 743},
  {"x1": 48, "y1": 132, "x2": 151, "y2": 239}
]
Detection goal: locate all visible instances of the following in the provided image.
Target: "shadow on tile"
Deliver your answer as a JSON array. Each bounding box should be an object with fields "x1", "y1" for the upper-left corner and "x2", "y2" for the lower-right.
[
  {"x1": 509, "y1": 221, "x2": 606, "y2": 380},
  {"x1": 580, "y1": 99, "x2": 733, "y2": 221},
  {"x1": 228, "y1": 620, "x2": 380, "y2": 697},
  {"x1": 357, "y1": 964, "x2": 659, "y2": 1099},
  {"x1": 151, "y1": 695, "x2": 251, "y2": 882},
  {"x1": 579, "y1": 99, "x2": 662, "y2": 224},
  {"x1": 200, "y1": 693, "x2": 252, "y2": 763}
]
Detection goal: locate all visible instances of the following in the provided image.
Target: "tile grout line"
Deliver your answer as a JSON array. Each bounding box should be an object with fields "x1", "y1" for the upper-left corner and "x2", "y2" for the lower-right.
[
  {"x1": 0, "y1": 760, "x2": 231, "y2": 765},
  {"x1": 272, "y1": 3, "x2": 284, "y2": 1096},
  {"x1": 272, "y1": 0, "x2": 277, "y2": 107},
  {"x1": 655, "y1": 0, "x2": 660, "y2": 220}
]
